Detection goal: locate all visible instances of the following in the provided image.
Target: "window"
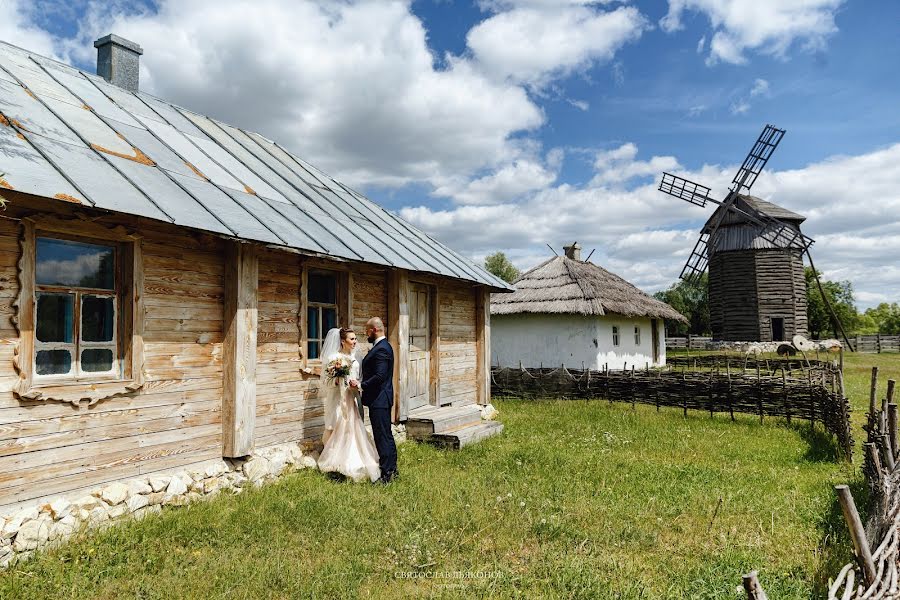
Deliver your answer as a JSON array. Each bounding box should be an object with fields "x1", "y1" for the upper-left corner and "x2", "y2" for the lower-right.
[
  {"x1": 634, "y1": 326, "x2": 641, "y2": 346},
  {"x1": 34, "y1": 237, "x2": 119, "y2": 380},
  {"x1": 612, "y1": 325, "x2": 620, "y2": 347},
  {"x1": 306, "y1": 270, "x2": 338, "y2": 360}
]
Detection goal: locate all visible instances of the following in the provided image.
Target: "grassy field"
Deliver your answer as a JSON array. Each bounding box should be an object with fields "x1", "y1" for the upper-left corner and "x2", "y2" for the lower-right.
[{"x1": 1, "y1": 352, "x2": 897, "y2": 599}]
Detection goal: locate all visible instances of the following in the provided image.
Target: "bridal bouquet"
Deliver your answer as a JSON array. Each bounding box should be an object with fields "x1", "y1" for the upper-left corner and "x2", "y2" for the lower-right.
[{"x1": 325, "y1": 355, "x2": 352, "y2": 385}]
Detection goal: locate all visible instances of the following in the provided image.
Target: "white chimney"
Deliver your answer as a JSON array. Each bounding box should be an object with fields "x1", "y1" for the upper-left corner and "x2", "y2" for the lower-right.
[{"x1": 94, "y1": 34, "x2": 143, "y2": 92}]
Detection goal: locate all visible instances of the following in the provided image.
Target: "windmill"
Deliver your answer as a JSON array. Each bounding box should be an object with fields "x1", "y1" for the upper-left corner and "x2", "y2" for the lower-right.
[{"x1": 658, "y1": 124, "x2": 852, "y2": 347}]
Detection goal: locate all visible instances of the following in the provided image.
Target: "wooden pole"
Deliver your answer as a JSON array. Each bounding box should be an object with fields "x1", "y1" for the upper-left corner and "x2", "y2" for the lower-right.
[
  {"x1": 870, "y1": 366, "x2": 879, "y2": 419},
  {"x1": 741, "y1": 571, "x2": 769, "y2": 600},
  {"x1": 888, "y1": 379, "x2": 896, "y2": 404},
  {"x1": 757, "y1": 362, "x2": 763, "y2": 424},
  {"x1": 835, "y1": 485, "x2": 877, "y2": 586},
  {"x1": 882, "y1": 434, "x2": 896, "y2": 471},
  {"x1": 890, "y1": 403, "x2": 899, "y2": 460},
  {"x1": 867, "y1": 443, "x2": 883, "y2": 483}
]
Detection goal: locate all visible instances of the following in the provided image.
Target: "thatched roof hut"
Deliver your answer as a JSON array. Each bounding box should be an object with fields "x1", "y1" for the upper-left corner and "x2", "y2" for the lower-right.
[{"x1": 491, "y1": 252, "x2": 687, "y2": 323}]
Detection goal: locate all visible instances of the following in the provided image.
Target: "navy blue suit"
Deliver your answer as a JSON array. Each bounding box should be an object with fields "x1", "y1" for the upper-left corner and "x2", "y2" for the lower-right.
[{"x1": 361, "y1": 338, "x2": 397, "y2": 481}]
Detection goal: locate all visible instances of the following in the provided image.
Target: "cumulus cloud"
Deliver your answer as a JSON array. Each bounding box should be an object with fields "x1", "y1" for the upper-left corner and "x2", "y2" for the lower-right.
[
  {"x1": 402, "y1": 143, "x2": 900, "y2": 308},
  {"x1": 63, "y1": 0, "x2": 545, "y2": 189},
  {"x1": 467, "y1": 4, "x2": 647, "y2": 87},
  {"x1": 0, "y1": 0, "x2": 59, "y2": 58},
  {"x1": 660, "y1": 0, "x2": 845, "y2": 65}
]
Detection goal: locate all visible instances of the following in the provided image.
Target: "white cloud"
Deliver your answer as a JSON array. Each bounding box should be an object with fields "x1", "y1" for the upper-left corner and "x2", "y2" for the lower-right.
[
  {"x1": 467, "y1": 4, "x2": 647, "y2": 87},
  {"x1": 750, "y1": 78, "x2": 770, "y2": 97},
  {"x1": 0, "y1": 0, "x2": 58, "y2": 58},
  {"x1": 730, "y1": 100, "x2": 750, "y2": 115},
  {"x1": 65, "y1": 0, "x2": 544, "y2": 189},
  {"x1": 432, "y1": 151, "x2": 561, "y2": 205},
  {"x1": 402, "y1": 143, "x2": 900, "y2": 309},
  {"x1": 660, "y1": 0, "x2": 845, "y2": 65}
]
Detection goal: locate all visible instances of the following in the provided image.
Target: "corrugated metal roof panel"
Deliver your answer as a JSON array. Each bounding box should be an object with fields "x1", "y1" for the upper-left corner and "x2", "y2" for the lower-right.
[
  {"x1": 169, "y1": 172, "x2": 282, "y2": 244},
  {"x1": 0, "y1": 124, "x2": 84, "y2": 202},
  {"x1": 0, "y1": 40, "x2": 513, "y2": 291},
  {"x1": 0, "y1": 80, "x2": 81, "y2": 145},
  {"x1": 42, "y1": 66, "x2": 141, "y2": 127},
  {"x1": 28, "y1": 133, "x2": 168, "y2": 219},
  {"x1": 102, "y1": 153, "x2": 230, "y2": 235}
]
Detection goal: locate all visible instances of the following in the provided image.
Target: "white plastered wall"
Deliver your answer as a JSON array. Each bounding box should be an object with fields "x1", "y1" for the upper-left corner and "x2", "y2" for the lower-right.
[{"x1": 491, "y1": 313, "x2": 667, "y2": 370}]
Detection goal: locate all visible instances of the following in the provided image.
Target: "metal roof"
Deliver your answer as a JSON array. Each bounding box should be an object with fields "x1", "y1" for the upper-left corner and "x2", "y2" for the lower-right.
[{"x1": 0, "y1": 41, "x2": 512, "y2": 291}]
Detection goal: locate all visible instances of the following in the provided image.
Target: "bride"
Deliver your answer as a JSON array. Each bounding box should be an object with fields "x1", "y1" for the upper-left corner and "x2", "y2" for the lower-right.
[{"x1": 317, "y1": 327, "x2": 381, "y2": 482}]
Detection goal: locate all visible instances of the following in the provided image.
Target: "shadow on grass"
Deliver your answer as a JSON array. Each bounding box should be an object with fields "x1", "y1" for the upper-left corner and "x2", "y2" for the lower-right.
[
  {"x1": 793, "y1": 422, "x2": 843, "y2": 463},
  {"x1": 810, "y1": 475, "x2": 869, "y2": 598}
]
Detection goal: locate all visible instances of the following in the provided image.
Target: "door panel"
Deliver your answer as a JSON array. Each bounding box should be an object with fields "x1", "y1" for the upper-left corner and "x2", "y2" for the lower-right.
[{"x1": 408, "y1": 283, "x2": 431, "y2": 410}]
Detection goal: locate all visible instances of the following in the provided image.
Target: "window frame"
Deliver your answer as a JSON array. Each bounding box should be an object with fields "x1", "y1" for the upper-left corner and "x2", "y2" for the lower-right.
[
  {"x1": 14, "y1": 217, "x2": 145, "y2": 405},
  {"x1": 300, "y1": 263, "x2": 349, "y2": 372},
  {"x1": 612, "y1": 325, "x2": 620, "y2": 347},
  {"x1": 32, "y1": 233, "x2": 120, "y2": 383},
  {"x1": 634, "y1": 325, "x2": 641, "y2": 346}
]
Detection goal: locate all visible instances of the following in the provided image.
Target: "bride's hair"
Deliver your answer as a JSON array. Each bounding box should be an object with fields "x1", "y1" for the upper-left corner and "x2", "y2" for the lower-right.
[{"x1": 339, "y1": 327, "x2": 354, "y2": 341}]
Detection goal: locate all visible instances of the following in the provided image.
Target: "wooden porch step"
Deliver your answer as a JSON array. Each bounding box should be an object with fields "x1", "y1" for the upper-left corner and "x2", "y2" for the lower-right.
[
  {"x1": 406, "y1": 405, "x2": 482, "y2": 438},
  {"x1": 428, "y1": 420, "x2": 504, "y2": 450}
]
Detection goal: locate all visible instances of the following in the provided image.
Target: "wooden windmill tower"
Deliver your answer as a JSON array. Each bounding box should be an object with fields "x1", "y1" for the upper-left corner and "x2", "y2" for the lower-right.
[{"x1": 657, "y1": 125, "x2": 814, "y2": 342}]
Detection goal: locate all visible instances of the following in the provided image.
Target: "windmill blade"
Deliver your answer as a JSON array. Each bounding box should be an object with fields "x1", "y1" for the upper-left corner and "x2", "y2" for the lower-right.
[
  {"x1": 680, "y1": 233, "x2": 710, "y2": 283},
  {"x1": 730, "y1": 124, "x2": 786, "y2": 193},
  {"x1": 659, "y1": 173, "x2": 713, "y2": 207}
]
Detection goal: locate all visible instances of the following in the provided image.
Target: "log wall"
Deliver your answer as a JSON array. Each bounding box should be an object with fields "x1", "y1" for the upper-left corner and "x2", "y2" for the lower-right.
[
  {"x1": 0, "y1": 215, "x2": 225, "y2": 514},
  {"x1": 438, "y1": 282, "x2": 478, "y2": 406}
]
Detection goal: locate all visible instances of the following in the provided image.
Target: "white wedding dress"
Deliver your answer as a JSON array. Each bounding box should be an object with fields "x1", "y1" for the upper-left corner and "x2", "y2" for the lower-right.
[{"x1": 317, "y1": 349, "x2": 381, "y2": 483}]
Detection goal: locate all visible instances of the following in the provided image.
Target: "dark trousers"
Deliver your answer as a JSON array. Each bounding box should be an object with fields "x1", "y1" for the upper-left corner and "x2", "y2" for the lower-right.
[{"x1": 369, "y1": 407, "x2": 397, "y2": 481}]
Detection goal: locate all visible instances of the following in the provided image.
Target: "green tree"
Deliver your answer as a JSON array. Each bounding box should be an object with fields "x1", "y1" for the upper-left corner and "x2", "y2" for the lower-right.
[
  {"x1": 805, "y1": 267, "x2": 859, "y2": 339},
  {"x1": 484, "y1": 252, "x2": 520, "y2": 283},
  {"x1": 653, "y1": 274, "x2": 709, "y2": 336},
  {"x1": 861, "y1": 302, "x2": 900, "y2": 334}
]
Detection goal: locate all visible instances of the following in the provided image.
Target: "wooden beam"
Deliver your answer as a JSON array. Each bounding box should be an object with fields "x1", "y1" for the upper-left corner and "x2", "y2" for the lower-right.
[
  {"x1": 430, "y1": 284, "x2": 441, "y2": 406},
  {"x1": 13, "y1": 221, "x2": 35, "y2": 397},
  {"x1": 388, "y1": 269, "x2": 409, "y2": 422},
  {"x1": 222, "y1": 242, "x2": 258, "y2": 457},
  {"x1": 475, "y1": 286, "x2": 491, "y2": 406}
]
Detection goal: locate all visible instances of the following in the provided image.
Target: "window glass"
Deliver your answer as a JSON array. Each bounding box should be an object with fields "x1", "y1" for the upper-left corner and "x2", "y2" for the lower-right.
[
  {"x1": 35, "y1": 349, "x2": 72, "y2": 375},
  {"x1": 307, "y1": 306, "x2": 319, "y2": 340},
  {"x1": 36, "y1": 293, "x2": 74, "y2": 343},
  {"x1": 634, "y1": 326, "x2": 641, "y2": 345},
  {"x1": 36, "y1": 238, "x2": 115, "y2": 289},
  {"x1": 307, "y1": 341, "x2": 320, "y2": 360},
  {"x1": 308, "y1": 272, "x2": 336, "y2": 304},
  {"x1": 81, "y1": 348, "x2": 114, "y2": 372},
  {"x1": 323, "y1": 307, "x2": 337, "y2": 332},
  {"x1": 612, "y1": 326, "x2": 620, "y2": 347},
  {"x1": 81, "y1": 296, "x2": 115, "y2": 342}
]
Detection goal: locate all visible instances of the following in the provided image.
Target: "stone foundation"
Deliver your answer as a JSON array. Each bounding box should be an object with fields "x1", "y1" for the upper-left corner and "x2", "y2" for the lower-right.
[{"x1": 0, "y1": 442, "x2": 318, "y2": 568}]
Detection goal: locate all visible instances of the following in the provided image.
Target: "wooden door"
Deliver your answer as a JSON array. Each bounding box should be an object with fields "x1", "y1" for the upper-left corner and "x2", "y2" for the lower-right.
[
  {"x1": 407, "y1": 283, "x2": 431, "y2": 410},
  {"x1": 651, "y1": 319, "x2": 660, "y2": 364}
]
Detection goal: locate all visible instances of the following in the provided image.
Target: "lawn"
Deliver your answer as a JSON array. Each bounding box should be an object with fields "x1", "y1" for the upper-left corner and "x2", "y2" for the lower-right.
[{"x1": 0, "y1": 352, "x2": 897, "y2": 599}]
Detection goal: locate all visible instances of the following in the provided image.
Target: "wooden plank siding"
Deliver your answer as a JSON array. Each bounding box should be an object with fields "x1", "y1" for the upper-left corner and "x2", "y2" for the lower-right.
[
  {"x1": 0, "y1": 193, "x2": 491, "y2": 512},
  {"x1": 0, "y1": 212, "x2": 225, "y2": 513},
  {"x1": 438, "y1": 281, "x2": 478, "y2": 406}
]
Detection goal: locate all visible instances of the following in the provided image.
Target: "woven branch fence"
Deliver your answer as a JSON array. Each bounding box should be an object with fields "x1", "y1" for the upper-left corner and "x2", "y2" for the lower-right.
[
  {"x1": 491, "y1": 358, "x2": 853, "y2": 459},
  {"x1": 668, "y1": 355, "x2": 834, "y2": 372},
  {"x1": 821, "y1": 370, "x2": 899, "y2": 599}
]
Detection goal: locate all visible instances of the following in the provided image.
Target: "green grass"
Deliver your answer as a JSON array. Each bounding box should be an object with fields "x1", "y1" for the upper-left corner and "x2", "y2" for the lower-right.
[{"x1": 1, "y1": 352, "x2": 897, "y2": 599}]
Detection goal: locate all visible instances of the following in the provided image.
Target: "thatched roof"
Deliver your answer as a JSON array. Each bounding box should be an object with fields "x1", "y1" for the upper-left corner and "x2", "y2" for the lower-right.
[{"x1": 491, "y1": 256, "x2": 687, "y2": 322}]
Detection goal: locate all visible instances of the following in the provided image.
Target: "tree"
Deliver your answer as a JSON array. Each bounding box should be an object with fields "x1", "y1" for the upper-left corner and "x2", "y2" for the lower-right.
[
  {"x1": 484, "y1": 252, "x2": 520, "y2": 283},
  {"x1": 653, "y1": 274, "x2": 709, "y2": 336},
  {"x1": 805, "y1": 267, "x2": 859, "y2": 339},
  {"x1": 860, "y1": 303, "x2": 900, "y2": 334}
]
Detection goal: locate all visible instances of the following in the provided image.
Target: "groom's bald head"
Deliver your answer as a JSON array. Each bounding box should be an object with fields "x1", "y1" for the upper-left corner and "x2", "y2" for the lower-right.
[{"x1": 366, "y1": 317, "x2": 385, "y2": 341}]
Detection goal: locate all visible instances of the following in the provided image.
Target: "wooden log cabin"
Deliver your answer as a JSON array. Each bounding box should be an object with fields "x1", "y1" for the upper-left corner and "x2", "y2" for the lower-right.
[{"x1": 0, "y1": 36, "x2": 510, "y2": 513}]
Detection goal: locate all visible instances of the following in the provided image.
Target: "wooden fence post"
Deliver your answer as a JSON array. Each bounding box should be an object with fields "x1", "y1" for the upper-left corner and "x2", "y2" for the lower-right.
[
  {"x1": 890, "y1": 404, "x2": 899, "y2": 460},
  {"x1": 742, "y1": 571, "x2": 768, "y2": 600},
  {"x1": 870, "y1": 366, "x2": 879, "y2": 419},
  {"x1": 835, "y1": 485, "x2": 877, "y2": 586},
  {"x1": 877, "y1": 332, "x2": 882, "y2": 353}
]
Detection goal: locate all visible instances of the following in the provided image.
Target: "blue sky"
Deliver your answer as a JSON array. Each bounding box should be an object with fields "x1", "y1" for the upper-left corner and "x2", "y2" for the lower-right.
[{"x1": 3, "y1": 0, "x2": 899, "y2": 307}]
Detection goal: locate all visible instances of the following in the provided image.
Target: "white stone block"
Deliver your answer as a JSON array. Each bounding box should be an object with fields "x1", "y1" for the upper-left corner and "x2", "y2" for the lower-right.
[
  {"x1": 48, "y1": 498, "x2": 72, "y2": 520},
  {"x1": 126, "y1": 494, "x2": 150, "y2": 513},
  {"x1": 166, "y1": 476, "x2": 188, "y2": 496},
  {"x1": 126, "y1": 479, "x2": 152, "y2": 496},
  {"x1": 148, "y1": 475, "x2": 171, "y2": 493},
  {"x1": 242, "y1": 457, "x2": 268, "y2": 482},
  {"x1": 13, "y1": 519, "x2": 49, "y2": 552},
  {"x1": 101, "y1": 483, "x2": 130, "y2": 506}
]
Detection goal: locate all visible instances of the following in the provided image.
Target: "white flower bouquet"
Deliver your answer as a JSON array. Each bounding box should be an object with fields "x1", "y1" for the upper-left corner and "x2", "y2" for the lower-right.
[{"x1": 325, "y1": 355, "x2": 352, "y2": 385}]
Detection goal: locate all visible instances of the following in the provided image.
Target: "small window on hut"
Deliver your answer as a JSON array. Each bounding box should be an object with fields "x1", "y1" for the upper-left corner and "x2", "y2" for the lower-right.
[
  {"x1": 307, "y1": 270, "x2": 339, "y2": 360},
  {"x1": 634, "y1": 326, "x2": 641, "y2": 346},
  {"x1": 612, "y1": 325, "x2": 620, "y2": 347},
  {"x1": 34, "y1": 237, "x2": 120, "y2": 380}
]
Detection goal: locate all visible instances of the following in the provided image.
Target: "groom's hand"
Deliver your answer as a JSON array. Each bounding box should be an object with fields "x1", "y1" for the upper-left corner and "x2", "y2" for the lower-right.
[{"x1": 348, "y1": 378, "x2": 359, "y2": 389}]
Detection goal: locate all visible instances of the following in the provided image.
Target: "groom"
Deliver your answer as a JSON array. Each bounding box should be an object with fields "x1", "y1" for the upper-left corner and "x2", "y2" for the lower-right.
[{"x1": 352, "y1": 317, "x2": 398, "y2": 483}]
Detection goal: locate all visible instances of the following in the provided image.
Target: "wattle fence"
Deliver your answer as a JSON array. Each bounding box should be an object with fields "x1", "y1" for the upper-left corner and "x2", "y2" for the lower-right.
[
  {"x1": 491, "y1": 358, "x2": 853, "y2": 459},
  {"x1": 666, "y1": 334, "x2": 900, "y2": 353}
]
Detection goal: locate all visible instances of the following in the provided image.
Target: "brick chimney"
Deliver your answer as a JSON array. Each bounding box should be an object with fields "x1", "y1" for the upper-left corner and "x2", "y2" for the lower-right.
[
  {"x1": 94, "y1": 34, "x2": 143, "y2": 92},
  {"x1": 563, "y1": 242, "x2": 581, "y2": 261}
]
